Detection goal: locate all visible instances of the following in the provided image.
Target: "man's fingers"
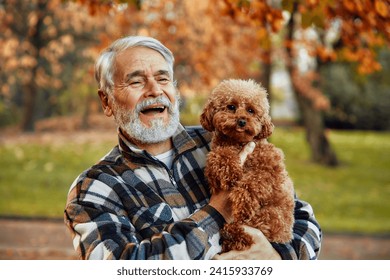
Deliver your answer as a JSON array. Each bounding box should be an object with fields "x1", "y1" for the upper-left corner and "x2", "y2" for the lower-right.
[
  {"x1": 242, "y1": 225, "x2": 268, "y2": 243},
  {"x1": 242, "y1": 225, "x2": 264, "y2": 236},
  {"x1": 212, "y1": 250, "x2": 245, "y2": 260},
  {"x1": 214, "y1": 226, "x2": 282, "y2": 260}
]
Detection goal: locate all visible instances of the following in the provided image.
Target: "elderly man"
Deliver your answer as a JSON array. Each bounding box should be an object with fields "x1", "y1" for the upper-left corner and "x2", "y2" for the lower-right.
[{"x1": 64, "y1": 35, "x2": 322, "y2": 260}]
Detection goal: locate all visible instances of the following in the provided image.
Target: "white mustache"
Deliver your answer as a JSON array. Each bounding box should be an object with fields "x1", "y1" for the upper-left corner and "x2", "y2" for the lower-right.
[{"x1": 135, "y1": 96, "x2": 175, "y2": 114}]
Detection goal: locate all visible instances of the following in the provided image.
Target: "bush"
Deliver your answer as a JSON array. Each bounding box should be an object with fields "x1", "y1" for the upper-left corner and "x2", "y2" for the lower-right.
[{"x1": 321, "y1": 49, "x2": 390, "y2": 131}]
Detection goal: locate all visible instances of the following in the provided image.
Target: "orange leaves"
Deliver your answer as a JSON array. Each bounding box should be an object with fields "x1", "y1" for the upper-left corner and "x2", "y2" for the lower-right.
[
  {"x1": 316, "y1": 46, "x2": 336, "y2": 62},
  {"x1": 342, "y1": 48, "x2": 382, "y2": 74},
  {"x1": 341, "y1": 0, "x2": 379, "y2": 14},
  {"x1": 72, "y1": 0, "x2": 390, "y2": 81},
  {"x1": 267, "y1": 10, "x2": 284, "y2": 32},
  {"x1": 342, "y1": 0, "x2": 358, "y2": 12},
  {"x1": 358, "y1": 56, "x2": 382, "y2": 75},
  {"x1": 375, "y1": 0, "x2": 389, "y2": 17},
  {"x1": 299, "y1": 0, "x2": 330, "y2": 29},
  {"x1": 73, "y1": 0, "x2": 113, "y2": 15},
  {"x1": 329, "y1": 0, "x2": 390, "y2": 35},
  {"x1": 324, "y1": 0, "x2": 390, "y2": 73},
  {"x1": 222, "y1": 0, "x2": 284, "y2": 33},
  {"x1": 305, "y1": 0, "x2": 320, "y2": 9},
  {"x1": 104, "y1": 0, "x2": 265, "y2": 94}
]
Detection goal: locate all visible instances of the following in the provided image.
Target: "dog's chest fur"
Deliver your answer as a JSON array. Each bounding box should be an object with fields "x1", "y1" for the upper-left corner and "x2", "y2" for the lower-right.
[{"x1": 244, "y1": 142, "x2": 283, "y2": 170}]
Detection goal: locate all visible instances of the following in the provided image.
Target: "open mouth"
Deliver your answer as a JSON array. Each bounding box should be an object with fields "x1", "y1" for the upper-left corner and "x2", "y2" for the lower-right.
[{"x1": 140, "y1": 104, "x2": 167, "y2": 115}]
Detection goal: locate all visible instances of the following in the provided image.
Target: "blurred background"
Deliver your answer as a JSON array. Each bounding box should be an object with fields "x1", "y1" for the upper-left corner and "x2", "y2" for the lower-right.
[{"x1": 0, "y1": 0, "x2": 389, "y2": 259}]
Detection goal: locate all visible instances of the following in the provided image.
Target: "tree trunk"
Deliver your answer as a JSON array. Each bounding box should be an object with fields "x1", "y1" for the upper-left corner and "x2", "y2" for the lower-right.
[
  {"x1": 20, "y1": 0, "x2": 47, "y2": 132},
  {"x1": 286, "y1": 1, "x2": 338, "y2": 166},
  {"x1": 295, "y1": 93, "x2": 338, "y2": 166},
  {"x1": 81, "y1": 95, "x2": 92, "y2": 130},
  {"x1": 261, "y1": 49, "x2": 272, "y2": 113},
  {"x1": 20, "y1": 85, "x2": 38, "y2": 132}
]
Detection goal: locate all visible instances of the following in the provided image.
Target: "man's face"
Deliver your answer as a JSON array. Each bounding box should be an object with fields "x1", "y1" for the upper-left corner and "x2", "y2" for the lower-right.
[{"x1": 110, "y1": 47, "x2": 180, "y2": 144}]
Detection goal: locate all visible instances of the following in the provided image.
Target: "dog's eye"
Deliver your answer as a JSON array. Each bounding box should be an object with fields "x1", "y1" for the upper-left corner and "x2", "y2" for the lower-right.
[
  {"x1": 227, "y1": 105, "x2": 236, "y2": 111},
  {"x1": 247, "y1": 108, "x2": 255, "y2": 114}
]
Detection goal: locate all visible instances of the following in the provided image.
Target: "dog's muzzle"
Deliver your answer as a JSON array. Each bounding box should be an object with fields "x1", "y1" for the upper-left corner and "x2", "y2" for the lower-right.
[{"x1": 238, "y1": 119, "x2": 247, "y2": 127}]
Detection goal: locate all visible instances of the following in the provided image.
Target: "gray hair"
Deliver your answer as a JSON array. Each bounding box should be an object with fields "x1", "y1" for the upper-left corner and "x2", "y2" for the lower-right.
[{"x1": 95, "y1": 36, "x2": 175, "y2": 95}]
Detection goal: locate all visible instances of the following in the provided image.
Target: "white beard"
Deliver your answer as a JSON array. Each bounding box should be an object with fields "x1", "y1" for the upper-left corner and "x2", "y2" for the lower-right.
[{"x1": 113, "y1": 95, "x2": 180, "y2": 144}]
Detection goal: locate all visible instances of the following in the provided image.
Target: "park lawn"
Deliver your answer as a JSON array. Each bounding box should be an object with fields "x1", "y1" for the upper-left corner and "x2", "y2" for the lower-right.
[
  {"x1": 0, "y1": 137, "x2": 117, "y2": 218},
  {"x1": 0, "y1": 128, "x2": 389, "y2": 234},
  {"x1": 270, "y1": 127, "x2": 390, "y2": 234}
]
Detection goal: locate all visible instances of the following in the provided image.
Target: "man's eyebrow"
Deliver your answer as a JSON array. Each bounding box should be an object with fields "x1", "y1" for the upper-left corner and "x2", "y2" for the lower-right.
[
  {"x1": 125, "y1": 70, "x2": 144, "y2": 81},
  {"x1": 125, "y1": 70, "x2": 170, "y2": 81},
  {"x1": 154, "y1": 70, "x2": 170, "y2": 77}
]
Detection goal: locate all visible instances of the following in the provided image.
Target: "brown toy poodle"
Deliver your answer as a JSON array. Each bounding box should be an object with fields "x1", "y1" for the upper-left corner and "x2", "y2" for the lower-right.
[{"x1": 200, "y1": 79, "x2": 295, "y2": 252}]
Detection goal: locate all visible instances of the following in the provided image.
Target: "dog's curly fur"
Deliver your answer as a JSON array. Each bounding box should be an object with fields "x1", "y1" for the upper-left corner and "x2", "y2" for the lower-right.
[{"x1": 200, "y1": 79, "x2": 295, "y2": 252}]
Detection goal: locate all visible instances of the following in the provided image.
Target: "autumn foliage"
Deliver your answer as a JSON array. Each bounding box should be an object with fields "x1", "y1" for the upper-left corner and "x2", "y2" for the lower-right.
[
  {"x1": 216, "y1": 0, "x2": 389, "y2": 165},
  {"x1": 1, "y1": 0, "x2": 389, "y2": 165},
  {"x1": 313, "y1": 0, "x2": 389, "y2": 74}
]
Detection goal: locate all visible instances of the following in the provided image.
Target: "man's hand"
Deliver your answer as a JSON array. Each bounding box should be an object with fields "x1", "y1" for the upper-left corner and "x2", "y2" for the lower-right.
[{"x1": 213, "y1": 226, "x2": 282, "y2": 260}]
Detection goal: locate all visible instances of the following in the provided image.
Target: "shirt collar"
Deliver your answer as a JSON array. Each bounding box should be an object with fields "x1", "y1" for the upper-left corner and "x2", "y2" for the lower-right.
[{"x1": 117, "y1": 124, "x2": 198, "y2": 159}]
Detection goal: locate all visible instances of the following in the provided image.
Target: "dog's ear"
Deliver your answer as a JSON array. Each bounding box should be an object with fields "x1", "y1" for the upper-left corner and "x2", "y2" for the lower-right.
[
  {"x1": 256, "y1": 115, "x2": 274, "y2": 139},
  {"x1": 200, "y1": 101, "x2": 215, "y2": 131}
]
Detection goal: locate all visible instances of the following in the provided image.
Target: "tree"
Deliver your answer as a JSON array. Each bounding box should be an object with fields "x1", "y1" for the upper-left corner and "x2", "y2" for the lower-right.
[
  {"x1": 284, "y1": 1, "x2": 338, "y2": 166},
  {"x1": 72, "y1": 0, "x2": 276, "y2": 92},
  {"x1": 219, "y1": 0, "x2": 390, "y2": 166},
  {"x1": 1, "y1": 0, "x2": 50, "y2": 131},
  {"x1": 17, "y1": 0, "x2": 389, "y2": 166},
  {"x1": 0, "y1": 0, "x2": 109, "y2": 131}
]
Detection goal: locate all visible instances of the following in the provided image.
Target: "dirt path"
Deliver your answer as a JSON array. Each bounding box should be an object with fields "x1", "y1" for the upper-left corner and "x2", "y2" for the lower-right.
[
  {"x1": 0, "y1": 217, "x2": 389, "y2": 260},
  {"x1": 0, "y1": 217, "x2": 77, "y2": 260}
]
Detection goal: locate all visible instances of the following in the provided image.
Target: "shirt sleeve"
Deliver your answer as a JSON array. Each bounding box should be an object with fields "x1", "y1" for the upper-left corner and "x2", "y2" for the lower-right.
[
  {"x1": 271, "y1": 195, "x2": 322, "y2": 260},
  {"x1": 64, "y1": 177, "x2": 225, "y2": 260}
]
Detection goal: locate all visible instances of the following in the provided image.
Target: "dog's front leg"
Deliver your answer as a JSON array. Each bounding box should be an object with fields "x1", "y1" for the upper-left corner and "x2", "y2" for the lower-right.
[
  {"x1": 229, "y1": 182, "x2": 259, "y2": 223},
  {"x1": 205, "y1": 146, "x2": 243, "y2": 193}
]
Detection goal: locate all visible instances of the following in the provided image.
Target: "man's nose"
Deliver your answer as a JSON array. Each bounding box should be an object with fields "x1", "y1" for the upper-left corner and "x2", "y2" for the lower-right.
[{"x1": 144, "y1": 79, "x2": 162, "y2": 97}]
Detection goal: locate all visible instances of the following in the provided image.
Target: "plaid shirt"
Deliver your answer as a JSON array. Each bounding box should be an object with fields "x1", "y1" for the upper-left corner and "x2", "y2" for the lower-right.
[{"x1": 64, "y1": 125, "x2": 322, "y2": 260}]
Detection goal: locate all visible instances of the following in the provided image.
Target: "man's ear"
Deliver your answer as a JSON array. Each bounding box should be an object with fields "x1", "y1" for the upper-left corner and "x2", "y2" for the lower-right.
[{"x1": 98, "y1": 90, "x2": 113, "y2": 117}]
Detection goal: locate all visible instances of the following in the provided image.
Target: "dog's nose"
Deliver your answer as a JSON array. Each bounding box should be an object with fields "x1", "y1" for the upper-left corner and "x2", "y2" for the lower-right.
[{"x1": 238, "y1": 119, "x2": 246, "y2": 127}]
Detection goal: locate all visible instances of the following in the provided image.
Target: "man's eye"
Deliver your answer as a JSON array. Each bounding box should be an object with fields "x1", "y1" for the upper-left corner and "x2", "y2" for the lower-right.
[
  {"x1": 227, "y1": 105, "x2": 236, "y2": 111},
  {"x1": 129, "y1": 80, "x2": 144, "y2": 87},
  {"x1": 157, "y1": 77, "x2": 170, "y2": 84}
]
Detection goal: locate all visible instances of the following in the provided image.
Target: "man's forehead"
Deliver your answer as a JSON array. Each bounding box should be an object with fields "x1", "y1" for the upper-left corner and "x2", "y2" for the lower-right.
[
  {"x1": 117, "y1": 47, "x2": 166, "y2": 64},
  {"x1": 114, "y1": 47, "x2": 170, "y2": 76}
]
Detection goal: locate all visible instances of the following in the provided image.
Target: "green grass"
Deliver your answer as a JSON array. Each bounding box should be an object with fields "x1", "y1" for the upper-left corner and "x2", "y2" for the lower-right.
[
  {"x1": 0, "y1": 128, "x2": 389, "y2": 234},
  {"x1": 271, "y1": 128, "x2": 390, "y2": 234},
  {"x1": 0, "y1": 138, "x2": 116, "y2": 218}
]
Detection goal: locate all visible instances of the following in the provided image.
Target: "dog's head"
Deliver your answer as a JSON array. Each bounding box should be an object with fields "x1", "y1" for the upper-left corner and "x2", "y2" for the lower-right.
[{"x1": 200, "y1": 79, "x2": 273, "y2": 143}]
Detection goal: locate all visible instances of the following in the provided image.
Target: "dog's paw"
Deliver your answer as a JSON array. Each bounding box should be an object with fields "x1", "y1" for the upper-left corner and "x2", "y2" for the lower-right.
[
  {"x1": 221, "y1": 222, "x2": 254, "y2": 252},
  {"x1": 222, "y1": 232, "x2": 253, "y2": 252}
]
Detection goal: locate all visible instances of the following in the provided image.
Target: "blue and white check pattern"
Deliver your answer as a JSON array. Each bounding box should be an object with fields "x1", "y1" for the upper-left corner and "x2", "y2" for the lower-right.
[{"x1": 64, "y1": 125, "x2": 321, "y2": 260}]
